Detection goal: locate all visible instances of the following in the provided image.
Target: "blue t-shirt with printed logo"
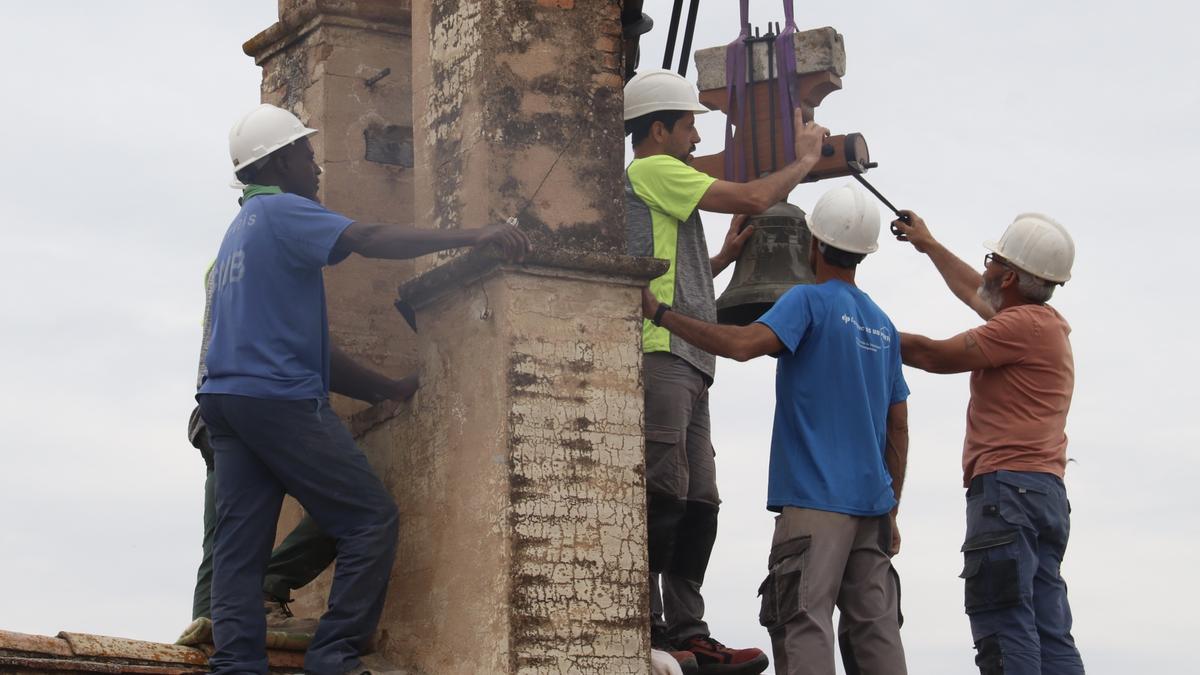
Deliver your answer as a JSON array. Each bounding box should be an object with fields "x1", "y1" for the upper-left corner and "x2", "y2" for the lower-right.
[
  {"x1": 199, "y1": 192, "x2": 353, "y2": 400},
  {"x1": 756, "y1": 280, "x2": 909, "y2": 516}
]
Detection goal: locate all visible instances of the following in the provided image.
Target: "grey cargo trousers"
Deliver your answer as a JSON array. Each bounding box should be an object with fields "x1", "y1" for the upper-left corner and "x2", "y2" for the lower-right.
[{"x1": 643, "y1": 352, "x2": 721, "y2": 643}]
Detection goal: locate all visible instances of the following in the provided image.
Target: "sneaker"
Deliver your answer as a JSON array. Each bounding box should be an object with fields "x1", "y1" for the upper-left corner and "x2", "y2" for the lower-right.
[
  {"x1": 678, "y1": 635, "x2": 769, "y2": 675},
  {"x1": 651, "y1": 628, "x2": 700, "y2": 675},
  {"x1": 174, "y1": 616, "x2": 212, "y2": 646}
]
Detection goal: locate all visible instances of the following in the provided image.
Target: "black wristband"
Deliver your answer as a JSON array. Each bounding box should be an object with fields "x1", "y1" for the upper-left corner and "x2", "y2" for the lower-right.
[{"x1": 652, "y1": 302, "x2": 671, "y2": 326}]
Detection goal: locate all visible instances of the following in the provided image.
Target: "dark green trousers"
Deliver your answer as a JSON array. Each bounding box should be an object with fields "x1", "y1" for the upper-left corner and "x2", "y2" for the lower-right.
[{"x1": 191, "y1": 445, "x2": 337, "y2": 619}]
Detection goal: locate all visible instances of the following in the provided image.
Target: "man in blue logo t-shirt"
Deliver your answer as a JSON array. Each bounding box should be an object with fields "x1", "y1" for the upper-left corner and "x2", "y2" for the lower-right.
[
  {"x1": 198, "y1": 104, "x2": 530, "y2": 675},
  {"x1": 641, "y1": 184, "x2": 910, "y2": 675}
]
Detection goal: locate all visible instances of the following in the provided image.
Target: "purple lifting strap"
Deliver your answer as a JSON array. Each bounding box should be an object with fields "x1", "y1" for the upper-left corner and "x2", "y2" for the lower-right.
[
  {"x1": 776, "y1": 1, "x2": 799, "y2": 164},
  {"x1": 722, "y1": 1, "x2": 750, "y2": 182},
  {"x1": 723, "y1": 0, "x2": 800, "y2": 181}
]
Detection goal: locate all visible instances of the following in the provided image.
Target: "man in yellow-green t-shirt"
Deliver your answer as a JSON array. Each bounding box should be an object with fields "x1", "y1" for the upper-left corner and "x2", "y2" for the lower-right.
[{"x1": 623, "y1": 69, "x2": 829, "y2": 675}]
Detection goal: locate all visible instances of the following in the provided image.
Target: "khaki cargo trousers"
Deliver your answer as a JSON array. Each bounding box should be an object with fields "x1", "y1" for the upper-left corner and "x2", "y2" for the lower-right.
[{"x1": 759, "y1": 507, "x2": 906, "y2": 675}]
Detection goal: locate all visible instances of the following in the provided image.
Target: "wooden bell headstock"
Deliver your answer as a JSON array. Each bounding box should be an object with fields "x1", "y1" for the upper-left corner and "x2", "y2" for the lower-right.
[{"x1": 690, "y1": 26, "x2": 872, "y2": 183}]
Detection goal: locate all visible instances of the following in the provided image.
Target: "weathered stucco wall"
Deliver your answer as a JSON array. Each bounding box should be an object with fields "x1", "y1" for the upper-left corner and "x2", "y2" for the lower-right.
[
  {"x1": 350, "y1": 267, "x2": 649, "y2": 673},
  {"x1": 411, "y1": 0, "x2": 627, "y2": 269},
  {"x1": 501, "y1": 270, "x2": 648, "y2": 673}
]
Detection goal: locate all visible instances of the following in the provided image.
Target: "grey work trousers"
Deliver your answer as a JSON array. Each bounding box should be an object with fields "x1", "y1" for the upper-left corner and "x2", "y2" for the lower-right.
[
  {"x1": 760, "y1": 507, "x2": 906, "y2": 675},
  {"x1": 644, "y1": 352, "x2": 720, "y2": 643}
]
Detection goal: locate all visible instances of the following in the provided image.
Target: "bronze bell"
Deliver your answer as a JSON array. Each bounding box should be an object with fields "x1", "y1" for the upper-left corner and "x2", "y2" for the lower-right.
[{"x1": 715, "y1": 202, "x2": 815, "y2": 325}]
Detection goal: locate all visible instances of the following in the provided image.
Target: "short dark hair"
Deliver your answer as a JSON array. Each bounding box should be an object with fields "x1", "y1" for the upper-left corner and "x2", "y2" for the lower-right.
[
  {"x1": 625, "y1": 110, "x2": 688, "y2": 146},
  {"x1": 818, "y1": 241, "x2": 866, "y2": 269}
]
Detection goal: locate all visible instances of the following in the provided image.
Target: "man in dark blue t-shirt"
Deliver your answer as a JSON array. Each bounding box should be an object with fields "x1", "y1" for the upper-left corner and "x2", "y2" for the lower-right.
[
  {"x1": 641, "y1": 184, "x2": 910, "y2": 675},
  {"x1": 199, "y1": 104, "x2": 530, "y2": 675}
]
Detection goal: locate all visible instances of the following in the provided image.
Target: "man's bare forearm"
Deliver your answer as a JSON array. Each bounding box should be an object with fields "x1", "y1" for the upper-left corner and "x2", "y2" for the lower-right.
[
  {"x1": 658, "y1": 310, "x2": 746, "y2": 361},
  {"x1": 900, "y1": 331, "x2": 986, "y2": 374},
  {"x1": 893, "y1": 211, "x2": 993, "y2": 320},
  {"x1": 886, "y1": 442, "x2": 907, "y2": 505},
  {"x1": 699, "y1": 116, "x2": 828, "y2": 214},
  {"x1": 736, "y1": 157, "x2": 819, "y2": 214},
  {"x1": 330, "y1": 345, "x2": 395, "y2": 404},
  {"x1": 899, "y1": 332, "x2": 935, "y2": 371},
  {"x1": 885, "y1": 409, "x2": 909, "y2": 510},
  {"x1": 760, "y1": 157, "x2": 818, "y2": 204},
  {"x1": 924, "y1": 240, "x2": 993, "y2": 318},
  {"x1": 339, "y1": 223, "x2": 481, "y2": 260}
]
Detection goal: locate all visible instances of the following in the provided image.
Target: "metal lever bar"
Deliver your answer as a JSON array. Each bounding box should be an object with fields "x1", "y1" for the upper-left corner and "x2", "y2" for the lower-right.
[{"x1": 848, "y1": 168, "x2": 911, "y2": 237}]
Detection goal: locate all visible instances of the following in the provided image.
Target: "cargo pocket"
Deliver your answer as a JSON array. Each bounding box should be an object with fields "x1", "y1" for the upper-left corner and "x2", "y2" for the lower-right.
[
  {"x1": 758, "y1": 535, "x2": 810, "y2": 632},
  {"x1": 993, "y1": 471, "x2": 1047, "y2": 529},
  {"x1": 890, "y1": 563, "x2": 904, "y2": 629},
  {"x1": 960, "y1": 530, "x2": 1020, "y2": 614},
  {"x1": 644, "y1": 424, "x2": 684, "y2": 498}
]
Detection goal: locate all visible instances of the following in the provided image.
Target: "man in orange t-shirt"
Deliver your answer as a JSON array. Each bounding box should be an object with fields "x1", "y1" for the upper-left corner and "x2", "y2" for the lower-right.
[{"x1": 894, "y1": 212, "x2": 1084, "y2": 675}]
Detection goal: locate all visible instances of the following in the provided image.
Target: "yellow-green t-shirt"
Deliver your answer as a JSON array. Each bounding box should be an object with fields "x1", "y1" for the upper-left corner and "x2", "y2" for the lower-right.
[{"x1": 625, "y1": 155, "x2": 718, "y2": 380}]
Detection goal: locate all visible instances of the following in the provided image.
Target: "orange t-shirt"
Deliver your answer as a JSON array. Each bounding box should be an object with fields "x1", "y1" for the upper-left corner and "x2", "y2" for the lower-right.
[{"x1": 961, "y1": 304, "x2": 1074, "y2": 486}]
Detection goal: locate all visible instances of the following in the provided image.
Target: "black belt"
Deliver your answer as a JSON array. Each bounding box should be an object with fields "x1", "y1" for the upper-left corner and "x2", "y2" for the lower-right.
[{"x1": 966, "y1": 473, "x2": 990, "y2": 497}]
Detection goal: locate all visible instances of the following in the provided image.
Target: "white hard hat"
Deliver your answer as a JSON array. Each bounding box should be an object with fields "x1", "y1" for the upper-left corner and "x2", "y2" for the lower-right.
[
  {"x1": 623, "y1": 69, "x2": 710, "y2": 121},
  {"x1": 809, "y1": 184, "x2": 880, "y2": 255},
  {"x1": 228, "y1": 103, "x2": 317, "y2": 174},
  {"x1": 984, "y1": 213, "x2": 1074, "y2": 284}
]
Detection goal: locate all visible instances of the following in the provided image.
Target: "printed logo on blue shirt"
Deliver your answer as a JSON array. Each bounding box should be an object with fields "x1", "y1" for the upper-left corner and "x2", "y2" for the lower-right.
[
  {"x1": 213, "y1": 250, "x2": 245, "y2": 289},
  {"x1": 842, "y1": 313, "x2": 893, "y2": 353}
]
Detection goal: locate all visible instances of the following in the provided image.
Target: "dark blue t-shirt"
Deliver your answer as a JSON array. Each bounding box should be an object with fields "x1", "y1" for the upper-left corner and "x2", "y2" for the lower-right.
[
  {"x1": 756, "y1": 280, "x2": 909, "y2": 516},
  {"x1": 199, "y1": 193, "x2": 353, "y2": 400}
]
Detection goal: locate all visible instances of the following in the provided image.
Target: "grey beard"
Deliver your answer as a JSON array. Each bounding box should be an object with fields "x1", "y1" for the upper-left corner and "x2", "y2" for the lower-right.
[{"x1": 977, "y1": 278, "x2": 1002, "y2": 312}]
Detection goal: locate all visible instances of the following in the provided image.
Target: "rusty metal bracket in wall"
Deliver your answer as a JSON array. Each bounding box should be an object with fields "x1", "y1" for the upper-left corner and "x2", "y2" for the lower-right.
[{"x1": 364, "y1": 67, "x2": 391, "y2": 88}]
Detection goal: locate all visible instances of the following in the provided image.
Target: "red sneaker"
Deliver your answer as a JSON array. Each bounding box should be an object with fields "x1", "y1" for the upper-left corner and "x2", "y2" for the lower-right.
[{"x1": 678, "y1": 635, "x2": 769, "y2": 675}]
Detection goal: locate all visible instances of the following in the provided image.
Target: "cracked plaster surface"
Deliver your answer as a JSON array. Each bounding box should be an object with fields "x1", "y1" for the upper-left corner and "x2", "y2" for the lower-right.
[{"x1": 348, "y1": 272, "x2": 648, "y2": 674}]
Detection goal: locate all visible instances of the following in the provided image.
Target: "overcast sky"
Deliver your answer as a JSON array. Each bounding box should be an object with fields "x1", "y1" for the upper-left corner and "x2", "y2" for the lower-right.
[{"x1": 1, "y1": 2, "x2": 1197, "y2": 673}]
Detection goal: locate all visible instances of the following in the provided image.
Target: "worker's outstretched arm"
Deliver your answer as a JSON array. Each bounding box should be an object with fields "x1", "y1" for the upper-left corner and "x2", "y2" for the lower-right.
[
  {"x1": 698, "y1": 112, "x2": 828, "y2": 215},
  {"x1": 885, "y1": 400, "x2": 909, "y2": 556},
  {"x1": 330, "y1": 344, "x2": 420, "y2": 404},
  {"x1": 900, "y1": 331, "x2": 992, "y2": 374},
  {"x1": 334, "y1": 221, "x2": 531, "y2": 262},
  {"x1": 892, "y1": 211, "x2": 994, "y2": 320},
  {"x1": 642, "y1": 288, "x2": 782, "y2": 361}
]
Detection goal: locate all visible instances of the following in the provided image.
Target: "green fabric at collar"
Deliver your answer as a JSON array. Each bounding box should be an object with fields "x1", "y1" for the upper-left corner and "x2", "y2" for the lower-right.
[{"x1": 240, "y1": 184, "x2": 283, "y2": 205}]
